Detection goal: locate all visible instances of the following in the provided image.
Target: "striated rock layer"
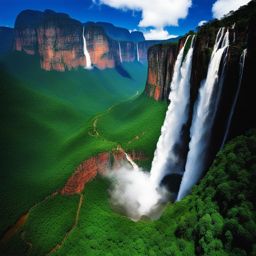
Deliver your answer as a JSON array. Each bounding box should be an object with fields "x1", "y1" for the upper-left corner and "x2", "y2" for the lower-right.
[
  {"x1": 145, "y1": 44, "x2": 177, "y2": 101},
  {"x1": 144, "y1": 38, "x2": 186, "y2": 101},
  {"x1": 13, "y1": 10, "x2": 157, "y2": 71},
  {"x1": 15, "y1": 10, "x2": 86, "y2": 71}
]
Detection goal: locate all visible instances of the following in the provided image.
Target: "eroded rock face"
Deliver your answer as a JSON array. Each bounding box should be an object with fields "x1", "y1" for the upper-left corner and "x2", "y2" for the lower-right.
[
  {"x1": 85, "y1": 24, "x2": 116, "y2": 69},
  {"x1": 15, "y1": 10, "x2": 86, "y2": 71},
  {"x1": 61, "y1": 149, "x2": 146, "y2": 195},
  {"x1": 13, "y1": 9, "x2": 155, "y2": 71},
  {"x1": 145, "y1": 43, "x2": 177, "y2": 101}
]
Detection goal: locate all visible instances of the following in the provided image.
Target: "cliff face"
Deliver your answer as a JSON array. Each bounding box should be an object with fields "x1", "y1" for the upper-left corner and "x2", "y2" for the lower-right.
[
  {"x1": 15, "y1": 10, "x2": 86, "y2": 71},
  {"x1": 13, "y1": 10, "x2": 154, "y2": 71},
  {"x1": 144, "y1": 38, "x2": 186, "y2": 101},
  {"x1": 85, "y1": 24, "x2": 116, "y2": 69},
  {"x1": 145, "y1": 44, "x2": 177, "y2": 101}
]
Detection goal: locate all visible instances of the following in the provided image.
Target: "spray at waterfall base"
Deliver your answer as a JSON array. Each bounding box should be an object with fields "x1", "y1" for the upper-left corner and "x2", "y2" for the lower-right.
[
  {"x1": 103, "y1": 36, "x2": 196, "y2": 221},
  {"x1": 103, "y1": 27, "x2": 246, "y2": 221},
  {"x1": 104, "y1": 161, "x2": 171, "y2": 222}
]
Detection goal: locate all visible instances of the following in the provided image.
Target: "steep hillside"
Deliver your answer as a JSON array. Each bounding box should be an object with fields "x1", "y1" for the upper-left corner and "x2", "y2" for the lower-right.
[
  {"x1": 0, "y1": 50, "x2": 147, "y2": 238},
  {"x1": 1, "y1": 87, "x2": 254, "y2": 255}
]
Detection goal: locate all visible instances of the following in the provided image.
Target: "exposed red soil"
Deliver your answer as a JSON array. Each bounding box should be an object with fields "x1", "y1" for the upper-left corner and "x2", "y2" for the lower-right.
[{"x1": 61, "y1": 149, "x2": 147, "y2": 195}]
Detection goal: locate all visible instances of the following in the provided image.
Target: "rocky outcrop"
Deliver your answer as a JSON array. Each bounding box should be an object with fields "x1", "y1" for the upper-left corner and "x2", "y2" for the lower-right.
[{"x1": 61, "y1": 149, "x2": 146, "y2": 195}]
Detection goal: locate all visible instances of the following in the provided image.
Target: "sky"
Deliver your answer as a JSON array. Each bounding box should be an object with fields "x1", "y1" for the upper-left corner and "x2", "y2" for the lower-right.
[{"x1": 0, "y1": 0, "x2": 251, "y2": 39}]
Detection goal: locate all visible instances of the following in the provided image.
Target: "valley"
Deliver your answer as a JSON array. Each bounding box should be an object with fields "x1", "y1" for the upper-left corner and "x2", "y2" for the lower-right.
[{"x1": 0, "y1": 1, "x2": 256, "y2": 255}]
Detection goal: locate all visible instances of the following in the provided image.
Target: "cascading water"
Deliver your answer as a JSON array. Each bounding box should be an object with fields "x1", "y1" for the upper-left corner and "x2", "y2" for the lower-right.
[
  {"x1": 232, "y1": 23, "x2": 236, "y2": 43},
  {"x1": 106, "y1": 35, "x2": 195, "y2": 221},
  {"x1": 125, "y1": 152, "x2": 139, "y2": 171},
  {"x1": 118, "y1": 42, "x2": 123, "y2": 63},
  {"x1": 106, "y1": 27, "x2": 241, "y2": 221},
  {"x1": 82, "y1": 26, "x2": 92, "y2": 69},
  {"x1": 177, "y1": 28, "x2": 230, "y2": 201},
  {"x1": 136, "y1": 43, "x2": 140, "y2": 62},
  {"x1": 221, "y1": 49, "x2": 247, "y2": 148},
  {"x1": 150, "y1": 35, "x2": 195, "y2": 188}
]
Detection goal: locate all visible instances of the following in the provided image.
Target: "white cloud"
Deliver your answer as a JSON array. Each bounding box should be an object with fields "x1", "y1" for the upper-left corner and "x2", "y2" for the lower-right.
[
  {"x1": 212, "y1": 0, "x2": 251, "y2": 19},
  {"x1": 144, "y1": 28, "x2": 178, "y2": 40},
  {"x1": 93, "y1": 0, "x2": 192, "y2": 28},
  {"x1": 198, "y1": 20, "x2": 207, "y2": 27}
]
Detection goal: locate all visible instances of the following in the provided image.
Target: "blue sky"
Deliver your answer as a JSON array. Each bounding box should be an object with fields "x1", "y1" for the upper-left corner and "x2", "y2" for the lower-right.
[{"x1": 0, "y1": 0, "x2": 251, "y2": 39}]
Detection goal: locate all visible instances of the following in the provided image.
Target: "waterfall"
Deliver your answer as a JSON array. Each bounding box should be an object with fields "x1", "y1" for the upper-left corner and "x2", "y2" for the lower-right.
[
  {"x1": 82, "y1": 26, "x2": 92, "y2": 69},
  {"x1": 125, "y1": 153, "x2": 139, "y2": 171},
  {"x1": 136, "y1": 43, "x2": 140, "y2": 62},
  {"x1": 221, "y1": 49, "x2": 247, "y2": 148},
  {"x1": 150, "y1": 35, "x2": 195, "y2": 188},
  {"x1": 232, "y1": 23, "x2": 236, "y2": 43},
  {"x1": 118, "y1": 42, "x2": 123, "y2": 63},
  {"x1": 177, "y1": 28, "x2": 230, "y2": 201}
]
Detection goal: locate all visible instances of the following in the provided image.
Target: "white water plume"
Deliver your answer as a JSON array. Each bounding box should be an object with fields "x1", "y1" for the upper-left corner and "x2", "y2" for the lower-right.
[
  {"x1": 106, "y1": 35, "x2": 196, "y2": 221},
  {"x1": 177, "y1": 28, "x2": 230, "y2": 201},
  {"x1": 136, "y1": 43, "x2": 140, "y2": 62},
  {"x1": 105, "y1": 162, "x2": 169, "y2": 222},
  {"x1": 82, "y1": 26, "x2": 92, "y2": 69},
  {"x1": 118, "y1": 42, "x2": 123, "y2": 63},
  {"x1": 150, "y1": 35, "x2": 195, "y2": 188},
  {"x1": 106, "y1": 28, "x2": 233, "y2": 220},
  {"x1": 124, "y1": 152, "x2": 139, "y2": 171}
]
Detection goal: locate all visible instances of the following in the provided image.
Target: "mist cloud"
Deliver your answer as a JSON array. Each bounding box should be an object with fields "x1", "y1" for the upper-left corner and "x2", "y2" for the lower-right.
[{"x1": 104, "y1": 162, "x2": 170, "y2": 221}]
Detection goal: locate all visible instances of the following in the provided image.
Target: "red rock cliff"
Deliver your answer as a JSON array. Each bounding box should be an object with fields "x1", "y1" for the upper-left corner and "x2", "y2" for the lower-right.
[
  {"x1": 84, "y1": 24, "x2": 116, "y2": 69},
  {"x1": 13, "y1": 10, "x2": 155, "y2": 71},
  {"x1": 144, "y1": 43, "x2": 178, "y2": 101},
  {"x1": 61, "y1": 149, "x2": 146, "y2": 195},
  {"x1": 14, "y1": 10, "x2": 87, "y2": 71},
  {"x1": 14, "y1": 10, "x2": 119, "y2": 71}
]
